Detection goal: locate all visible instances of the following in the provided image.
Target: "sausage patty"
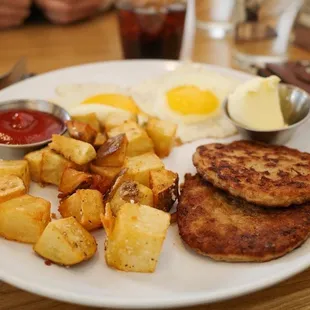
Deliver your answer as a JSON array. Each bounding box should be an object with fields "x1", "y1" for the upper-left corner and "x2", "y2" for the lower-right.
[
  {"x1": 193, "y1": 140, "x2": 310, "y2": 207},
  {"x1": 177, "y1": 174, "x2": 310, "y2": 262}
]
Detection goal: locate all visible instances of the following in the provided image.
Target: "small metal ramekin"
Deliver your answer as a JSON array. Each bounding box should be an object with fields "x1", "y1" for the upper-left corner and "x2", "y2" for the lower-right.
[
  {"x1": 0, "y1": 99, "x2": 70, "y2": 159},
  {"x1": 224, "y1": 84, "x2": 310, "y2": 145}
]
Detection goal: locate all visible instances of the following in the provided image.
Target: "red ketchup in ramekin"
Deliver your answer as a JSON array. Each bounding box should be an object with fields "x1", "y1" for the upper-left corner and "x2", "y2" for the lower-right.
[{"x1": 0, "y1": 109, "x2": 65, "y2": 145}]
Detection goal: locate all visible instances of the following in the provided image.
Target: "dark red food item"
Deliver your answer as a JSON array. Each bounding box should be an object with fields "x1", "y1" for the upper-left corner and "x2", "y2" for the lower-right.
[
  {"x1": 0, "y1": 109, "x2": 64, "y2": 145},
  {"x1": 44, "y1": 260, "x2": 52, "y2": 266},
  {"x1": 118, "y1": 3, "x2": 186, "y2": 59}
]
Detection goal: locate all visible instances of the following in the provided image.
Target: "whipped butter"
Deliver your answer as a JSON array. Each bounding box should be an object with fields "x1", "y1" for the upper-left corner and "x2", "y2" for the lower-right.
[{"x1": 228, "y1": 76, "x2": 285, "y2": 131}]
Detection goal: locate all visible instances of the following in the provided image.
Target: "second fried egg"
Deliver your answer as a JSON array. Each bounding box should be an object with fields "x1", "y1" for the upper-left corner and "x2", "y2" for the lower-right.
[{"x1": 132, "y1": 65, "x2": 241, "y2": 142}]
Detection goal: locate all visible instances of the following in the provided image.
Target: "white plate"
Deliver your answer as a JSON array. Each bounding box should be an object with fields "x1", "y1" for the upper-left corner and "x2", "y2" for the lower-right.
[{"x1": 1, "y1": 60, "x2": 310, "y2": 309}]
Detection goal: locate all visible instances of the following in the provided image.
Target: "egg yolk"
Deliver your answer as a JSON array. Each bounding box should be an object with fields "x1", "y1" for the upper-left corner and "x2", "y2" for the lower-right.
[
  {"x1": 82, "y1": 94, "x2": 140, "y2": 114},
  {"x1": 166, "y1": 85, "x2": 219, "y2": 115}
]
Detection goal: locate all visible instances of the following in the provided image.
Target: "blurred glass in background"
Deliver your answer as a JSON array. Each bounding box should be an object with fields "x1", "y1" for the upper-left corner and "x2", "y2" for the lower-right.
[
  {"x1": 116, "y1": 0, "x2": 187, "y2": 59},
  {"x1": 196, "y1": 0, "x2": 238, "y2": 38},
  {"x1": 233, "y1": 0, "x2": 305, "y2": 71}
]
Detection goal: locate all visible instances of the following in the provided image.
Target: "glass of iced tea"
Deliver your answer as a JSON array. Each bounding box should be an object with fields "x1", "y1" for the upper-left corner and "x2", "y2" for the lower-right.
[{"x1": 116, "y1": 0, "x2": 187, "y2": 59}]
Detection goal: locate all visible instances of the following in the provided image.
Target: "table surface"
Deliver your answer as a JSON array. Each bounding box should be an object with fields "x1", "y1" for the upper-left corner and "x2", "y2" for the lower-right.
[{"x1": 1, "y1": 10, "x2": 310, "y2": 310}]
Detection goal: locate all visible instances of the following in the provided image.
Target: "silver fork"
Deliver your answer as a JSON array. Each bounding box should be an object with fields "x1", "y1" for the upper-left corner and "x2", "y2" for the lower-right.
[{"x1": 0, "y1": 57, "x2": 28, "y2": 91}]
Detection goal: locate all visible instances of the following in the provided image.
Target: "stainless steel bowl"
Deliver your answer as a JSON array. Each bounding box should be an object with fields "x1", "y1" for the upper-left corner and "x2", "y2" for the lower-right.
[
  {"x1": 224, "y1": 84, "x2": 310, "y2": 145},
  {"x1": 0, "y1": 99, "x2": 71, "y2": 160}
]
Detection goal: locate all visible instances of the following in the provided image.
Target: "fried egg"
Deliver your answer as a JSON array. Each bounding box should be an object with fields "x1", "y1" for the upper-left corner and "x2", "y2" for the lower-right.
[
  {"x1": 52, "y1": 83, "x2": 139, "y2": 124},
  {"x1": 131, "y1": 65, "x2": 241, "y2": 142}
]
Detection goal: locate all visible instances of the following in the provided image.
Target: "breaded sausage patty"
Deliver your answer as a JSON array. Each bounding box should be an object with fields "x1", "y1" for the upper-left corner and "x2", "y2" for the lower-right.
[
  {"x1": 177, "y1": 174, "x2": 310, "y2": 262},
  {"x1": 193, "y1": 140, "x2": 310, "y2": 207}
]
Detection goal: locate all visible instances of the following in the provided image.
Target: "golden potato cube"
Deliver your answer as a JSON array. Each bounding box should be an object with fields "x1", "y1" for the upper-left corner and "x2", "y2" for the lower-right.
[
  {"x1": 58, "y1": 168, "x2": 92, "y2": 195},
  {"x1": 0, "y1": 160, "x2": 30, "y2": 191},
  {"x1": 33, "y1": 217, "x2": 97, "y2": 266},
  {"x1": 104, "y1": 203, "x2": 170, "y2": 273},
  {"x1": 24, "y1": 147, "x2": 48, "y2": 183},
  {"x1": 72, "y1": 113, "x2": 100, "y2": 132},
  {"x1": 0, "y1": 175, "x2": 26, "y2": 203},
  {"x1": 110, "y1": 181, "x2": 153, "y2": 215},
  {"x1": 41, "y1": 150, "x2": 78, "y2": 186},
  {"x1": 124, "y1": 152, "x2": 164, "y2": 187},
  {"x1": 0, "y1": 195, "x2": 51, "y2": 243},
  {"x1": 96, "y1": 134, "x2": 128, "y2": 167},
  {"x1": 93, "y1": 132, "x2": 107, "y2": 148},
  {"x1": 90, "y1": 163, "x2": 122, "y2": 181},
  {"x1": 59, "y1": 189, "x2": 104, "y2": 231},
  {"x1": 108, "y1": 121, "x2": 154, "y2": 157},
  {"x1": 66, "y1": 120, "x2": 98, "y2": 144},
  {"x1": 146, "y1": 118, "x2": 177, "y2": 158},
  {"x1": 149, "y1": 169, "x2": 179, "y2": 212},
  {"x1": 49, "y1": 135, "x2": 96, "y2": 165},
  {"x1": 105, "y1": 112, "x2": 136, "y2": 131}
]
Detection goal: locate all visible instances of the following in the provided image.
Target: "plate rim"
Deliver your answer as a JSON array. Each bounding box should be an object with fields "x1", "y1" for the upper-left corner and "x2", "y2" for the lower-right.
[{"x1": 1, "y1": 59, "x2": 305, "y2": 309}]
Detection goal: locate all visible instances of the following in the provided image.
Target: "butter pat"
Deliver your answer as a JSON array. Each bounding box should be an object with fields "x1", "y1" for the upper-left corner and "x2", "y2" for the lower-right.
[{"x1": 228, "y1": 76, "x2": 285, "y2": 130}]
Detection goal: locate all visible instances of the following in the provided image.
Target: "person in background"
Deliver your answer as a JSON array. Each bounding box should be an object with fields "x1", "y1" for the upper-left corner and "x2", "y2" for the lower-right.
[{"x1": 0, "y1": 0, "x2": 114, "y2": 30}]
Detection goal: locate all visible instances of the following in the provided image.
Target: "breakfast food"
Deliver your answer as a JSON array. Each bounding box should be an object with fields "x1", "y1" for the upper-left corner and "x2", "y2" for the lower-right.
[
  {"x1": 228, "y1": 76, "x2": 285, "y2": 130},
  {"x1": 40, "y1": 149, "x2": 80, "y2": 186},
  {"x1": 108, "y1": 181, "x2": 154, "y2": 215},
  {"x1": 49, "y1": 135, "x2": 97, "y2": 165},
  {"x1": 102, "y1": 203, "x2": 170, "y2": 272},
  {"x1": 193, "y1": 140, "x2": 310, "y2": 207},
  {"x1": 0, "y1": 106, "x2": 178, "y2": 272},
  {"x1": 124, "y1": 152, "x2": 165, "y2": 187},
  {"x1": 59, "y1": 189, "x2": 104, "y2": 231},
  {"x1": 0, "y1": 195, "x2": 51, "y2": 244},
  {"x1": 146, "y1": 118, "x2": 177, "y2": 158},
  {"x1": 24, "y1": 148, "x2": 48, "y2": 183},
  {"x1": 53, "y1": 83, "x2": 138, "y2": 125},
  {"x1": 33, "y1": 217, "x2": 97, "y2": 266},
  {"x1": 107, "y1": 121, "x2": 154, "y2": 157},
  {"x1": 0, "y1": 160, "x2": 30, "y2": 190},
  {"x1": 177, "y1": 174, "x2": 310, "y2": 262},
  {"x1": 132, "y1": 65, "x2": 240, "y2": 142},
  {"x1": 0, "y1": 175, "x2": 26, "y2": 203},
  {"x1": 149, "y1": 169, "x2": 179, "y2": 212}
]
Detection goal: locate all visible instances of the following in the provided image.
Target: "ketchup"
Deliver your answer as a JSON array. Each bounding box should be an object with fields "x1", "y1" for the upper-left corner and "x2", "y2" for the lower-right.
[{"x1": 0, "y1": 109, "x2": 64, "y2": 145}]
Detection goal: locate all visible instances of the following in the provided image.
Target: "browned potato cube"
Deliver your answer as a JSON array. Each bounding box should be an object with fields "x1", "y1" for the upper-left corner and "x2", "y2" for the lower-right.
[
  {"x1": 24, "y1": 147, "x2": 48, "y2": 183},
  {"x1": 104, "y1": 112, "x2": 136, "y2": 131},
  {"x1": 41, "y1": 150, "x2": 78, "y2": 186},
  {"x1": 146, "y1": 118, "x2": 177, "y2": 158},
  {"x1": 0, "y1": 175, "x2": 26, "y2": 203},
  {"x1": 108, "y1": 121, "x2": 154, "y2": 157},
  {"x1": 67, "y1": 120, "x2": 98, "y2": 144},
  {"x1": 59, "y1": 189, "x2": 104, "y2": 231},
  {"x1": 109, "y1": 181, "x2": 153, "y2": 215},
  {"x1": 0, "y1": 195, "x2": 51, "y2": 243},
  {"x1": 72, "y1": 113, "x2": 100, "y2": 131},
  {"x1": 0, "y1": 160, "x2": 30, "y2": 191},
  {"x1": 103, "y1": 203, "x2": 170, "y2": 273},
  {"x1": 33, "y1": 217, "x2": 97, "y2": 266},
  {"x1": 149, "y1": 169, "x2": 179, "y2": 212},
  {"x1": 93, "y1": 132, "x2": 107, "y2": 148},
  {"x1": 58, "y1": 168, "x2": 93, "y2": 195},
  {"x1": 124, "y1": 152, "x2": 164, "y2": 187},
  {"x1": 96, "y1": 134, "x2": 128, "y2": 167},
  {"x1": 49, "y1": 135, "x2": 96, "y2": 165},
  {"x1": 90, "y1": 163, "x2": 122, "y2": 181}
]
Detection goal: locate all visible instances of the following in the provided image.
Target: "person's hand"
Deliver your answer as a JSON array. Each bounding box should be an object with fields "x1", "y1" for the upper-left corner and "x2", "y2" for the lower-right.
[
  {"x1": 0, "y1": 0, "x2": 31, "y2": 30},
  {"x1": 35, "y1": 0, "x2": 107, "y2": 25}
]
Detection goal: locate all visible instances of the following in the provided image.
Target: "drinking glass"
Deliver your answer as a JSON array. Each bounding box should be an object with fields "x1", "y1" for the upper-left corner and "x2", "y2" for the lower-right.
[
  {"x1": 116, "y1": 0, "x2": 187, "y2": 59},
  {"x1": 233, "y1": 0, "x2": 305, "y2": 71},
  {"x1": 196, "y1": 0, "x2": 238, "y2": 38}
]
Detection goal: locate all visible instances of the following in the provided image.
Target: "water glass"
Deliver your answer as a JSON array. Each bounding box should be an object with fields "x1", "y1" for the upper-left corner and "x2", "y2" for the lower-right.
[{"x1": 233, "y1": 0, "x2": 305, "y2": 71}]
